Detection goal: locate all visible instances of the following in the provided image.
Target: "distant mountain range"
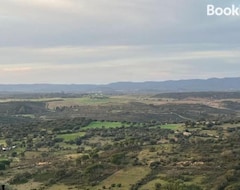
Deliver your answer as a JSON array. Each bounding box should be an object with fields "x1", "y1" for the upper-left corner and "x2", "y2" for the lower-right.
[{"x1": 0, "y1": 77, "x2": 240, "y2": 93}]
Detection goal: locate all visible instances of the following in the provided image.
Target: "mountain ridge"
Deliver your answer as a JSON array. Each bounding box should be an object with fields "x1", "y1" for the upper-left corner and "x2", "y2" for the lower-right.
[{"x1": 0, "y1": 77, "x2": 240, "y2": 93}]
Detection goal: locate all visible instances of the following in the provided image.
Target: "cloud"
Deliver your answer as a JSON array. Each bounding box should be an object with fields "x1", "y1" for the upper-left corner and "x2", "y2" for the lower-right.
[
  {"x1": 0, "y1": 0, "x2": 239, "y2": 83},
  {"x1": 3, "y1": 0, "x2": 238, "y2": 46},
  {"x1": 0, "y1": 45, "x2": 239, "y2": 65},
  {"x1": 0, "y1": 44, "x2": 239, "y2": 84},
  {"x1": 1, "y1": 67, "x2": 32, "y2": 72}
]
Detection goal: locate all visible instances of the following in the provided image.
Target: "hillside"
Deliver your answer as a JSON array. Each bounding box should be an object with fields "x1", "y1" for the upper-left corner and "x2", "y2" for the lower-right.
[{"x1": 1, "y1": 77, "x2": 240, "y2": 93}]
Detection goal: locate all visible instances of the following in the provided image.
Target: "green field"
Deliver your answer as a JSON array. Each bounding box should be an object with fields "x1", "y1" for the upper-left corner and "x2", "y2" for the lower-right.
[
  {"x1": 159, "y1": 124, "x2": 183, "y2": 130},
  {"x1": 64, "y1": 97, "x2": 110, "y2": 104},
  {"x1": 92, "y1": 166, "x2": 151, "y2": 190},
  {"x1": 47, "y1": 97, "x2": 113, "y2": 109},
  {"x1": 47, "y1": 95, "x2": 135, "y2": 109},
  {"x1": 140, "y1": 178, "x2": 167, "y2": 190},
  {"x1": 15, "y1": 114, "x2": 36, "y2": 118},
  {"x1": 57, "y1": 132, "x2": 86, "y2": 141},
  {"x1": 0, "y1": 139, "x2": 6, "y2": 146},
  {"x1": 0, "y1": 98, "x2": 63, "y2": 103},
  {"x1": 83, "y1": 121, "x2": 126, "y2": 129}
]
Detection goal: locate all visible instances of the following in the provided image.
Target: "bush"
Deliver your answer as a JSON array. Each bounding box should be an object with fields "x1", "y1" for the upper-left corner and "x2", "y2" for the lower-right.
[
  {"x1": 0, "y1": 163, "x2": 5, "y2": 170},
  {"x1": 111, "y1": 153, "x2": 126, "y2": 165},
  {"x1": 155, "y1": 182, "x2": 162, "y2": 190},
  {"x1": 10, "y1": 172, "x2": 32, "y2": 184},
  {"x1": 225, "y1": 184, "x2": 240, "y2": 190},
  {"x1": 11, "y1": 152, "x2": 17, "y2": 157},
  {"x1": 162, "y1": 182, "x2": 202, "y2": 190},
  {"x1": 117, "y1": 183, "x2": 122, "y2": 187},
  {"x1": 0, "y1": 160, "x2": 10, "y2": 166}
]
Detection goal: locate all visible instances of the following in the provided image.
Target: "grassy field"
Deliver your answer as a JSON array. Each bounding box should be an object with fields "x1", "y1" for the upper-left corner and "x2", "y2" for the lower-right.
[
  {"x1": 83, "y1": 121, "x2": 125, "y2": 130},
  {"x1": 159, "y1": 124, "x2": 183, "y2": 131},
  {"x1": 57, "y1": 132, "x2": 86, "y2": 141},
  {"x1": 139, "y1": 178, "x2": 167, "y2": 190},
  {"x1": 46, "y1": 95, "x2": 137, "y2": 109},
  {"x1": 0, "y1": 98, "x2": 63, "y2": 103},
  {"x1": 47, "y1": 184, "x2": 77, "y2": 190},
  {"x1": 24, "y1": 151, "x2": 42, "y2": 159},
  {"x1": 12, "y1": 181, "x2": 42, "y2": 190},
  {"x1": 64, "y1": 97, "x2": 111, "y2": 104},
  {"x1": 143, "y1": 175, "x2": 204, "y2": 189},
  {"x1": 15, "y1": 114, "x2": 36, "y2": 118},
  {"x1": 47, "y1": 96, "x2": 115, "y2": 109},
  {"x1": 92, "y1": 166, "x2": 151, "y2": 190},
  {"x1": 0, "y1": 139, "x2": 6, "y2": 146}
]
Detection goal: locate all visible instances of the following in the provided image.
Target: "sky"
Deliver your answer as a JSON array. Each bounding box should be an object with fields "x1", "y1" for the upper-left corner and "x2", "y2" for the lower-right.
[{"x1": 0, "y1": 0, "x2": 240, "y2": 84}]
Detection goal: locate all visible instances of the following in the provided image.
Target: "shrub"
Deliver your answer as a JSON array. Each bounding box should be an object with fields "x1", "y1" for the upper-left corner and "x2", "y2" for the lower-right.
[
  {"x1": 111, "y1": 153, "x2": 126, "y2": 165},
  {"x1": 0, "y1": 163, "x2": 5, "y2": 170}
]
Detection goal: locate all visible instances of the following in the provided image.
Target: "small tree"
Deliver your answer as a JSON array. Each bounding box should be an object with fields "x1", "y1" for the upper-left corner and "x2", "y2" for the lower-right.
[
  {"x1": 155, "y1": 182, "x2": 162, "y2": 190},
  {"x1": 0, "y1": 163, "x2": 5, "y2": 170}
]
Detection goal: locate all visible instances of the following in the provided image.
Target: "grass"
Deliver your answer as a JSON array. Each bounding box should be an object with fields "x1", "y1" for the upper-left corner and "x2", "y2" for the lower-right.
[
  {"x1": 57, "y1": 132, "x2": 86, "y2": 141},
  {"x1": 58, "y1": 142, "x2": 81, "y2": 150},
  {"x1": 0, "y1": 157, "x2": 9, "y2": 161},
  {"x1": 199, "y1": 129, "x2": 218, "y2": 136},
  {"x1": 47, "y1": 95, "x2": 135, "y2": 109},
  {"x1": 138, "y1": 144, "x2": 174, "y2": 163},
  {"x1": 139, "y1": 178, "x2": 168, "y2": 190},
  {"x1": 92, "y1": 166, "x2": 151, "y2": 190},
  {"x1": 11, "y1": 181, "x2": 78, "y2": 190},
  {"x1": 0, "y1": 139, "x2": 6, "y2": 146},
  {"x1": 64, "y1": 97, "x2": 110, "y2": 104},
  {"x1": 12, "y1": 181, "x2": 42, "y2": 190},
  {"x1": 47, "y1": 96, "x2": 113, "y2": 109},
  {"x1": 47, "y1": 184, "x2": 77, "y2": 190},
  {"x1": 83, "y1": 121, "x2": 125, "y2": 130},
  {"x1": 185, "y1": 175, "x2": 204, "y2": 186},
  {"x1": 15, "y1": 114, "x2": 36, "y2": 118},
  {"x1": 158, "y1": 124, "x2": 184, "y2": 131},
  {"x1": 64, "y1": 153, "x2": 84, "y2": 160},
  {"x1": 24, "y1": 151, "x2": 42, "y2": 159},
  {"x1": 0, "y1": 98, "x2": 63, "y2": 103}
]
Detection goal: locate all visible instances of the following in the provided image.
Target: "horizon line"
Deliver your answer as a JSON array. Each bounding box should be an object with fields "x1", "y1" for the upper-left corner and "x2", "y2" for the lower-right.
[{"x1": 0, "y1": 77, "x2": 238, "y2": 85}]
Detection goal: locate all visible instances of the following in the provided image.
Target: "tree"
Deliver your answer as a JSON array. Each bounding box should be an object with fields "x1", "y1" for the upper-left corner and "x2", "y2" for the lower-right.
[
  {"x1": 155, "y1": 182, "x2": 162, "y2": 190},
  {"x1": 76, "y1": 157, "x2": 82, "y2": 166},
  {"x1": 75, "y1": 137, "x2": 82, "y2": 145},
  {"x1": 11, "y1": 152, "x2": 17, "y2": 157},
  {"x1": 0, "y1": 163, "x2": 5, "y2": 170},
  {"x1": 111, "y1": 153, "x2": 126, "y2": 165},
  {"x1": 6, "y1": 139, "x2": 12, "y2": 147}
]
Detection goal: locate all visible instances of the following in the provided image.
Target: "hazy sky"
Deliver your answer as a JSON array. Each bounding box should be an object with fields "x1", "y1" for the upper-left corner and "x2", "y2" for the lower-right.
[{"x1": 0, "y1": 0, "x2": 240, "y2": 84}]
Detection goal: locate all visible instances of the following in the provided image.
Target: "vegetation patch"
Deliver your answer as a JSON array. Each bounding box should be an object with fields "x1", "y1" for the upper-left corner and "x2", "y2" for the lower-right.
[
  {"x1": 1, "y1": 92, "x2": 240, "y2": 189},
  {"x1": 57, "y1": 132, "x2": 86, "y2": 141},
  {"x1": 0, "y1": 139, "x2": 6, "y2": 146},
  {"x1": 93, "y1": 166, "x2": 151, "y2": 190},
  {"x1": 159, "y1": 124, "x2": 182, "y2": 130},
  {"x1": 83, "y1": 121, "x2": 125, "y2": 129}
]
